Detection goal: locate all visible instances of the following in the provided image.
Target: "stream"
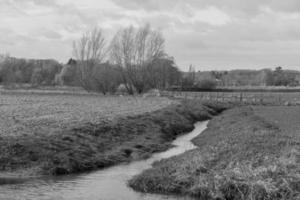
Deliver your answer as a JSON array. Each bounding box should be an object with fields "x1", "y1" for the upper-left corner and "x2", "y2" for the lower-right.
[{"x1": 0, "y1": 121, "x2": 208, "y2": 200}]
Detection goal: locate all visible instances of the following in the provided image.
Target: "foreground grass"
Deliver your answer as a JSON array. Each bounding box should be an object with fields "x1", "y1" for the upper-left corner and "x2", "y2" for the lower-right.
[
  {"x1": 0, "y1": 97, "x2": 228, "y2": 176},
  {"x1": 129, "y1": 106, "x2": 300, "y2": 200}
]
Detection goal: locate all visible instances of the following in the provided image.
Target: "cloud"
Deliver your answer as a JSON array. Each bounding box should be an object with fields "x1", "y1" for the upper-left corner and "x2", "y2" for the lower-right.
[
  {"x1": 0, "y1": 0, "x2": 300, "y2": 70},
  {"x1": 37, "y1": 29, "x2": 62, "y2": 40}
]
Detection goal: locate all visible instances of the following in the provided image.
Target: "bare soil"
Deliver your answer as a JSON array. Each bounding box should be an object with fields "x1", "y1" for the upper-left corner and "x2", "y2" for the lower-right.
[{"x1": 0, "y1": 93, "x2": 174, "y2": 138}]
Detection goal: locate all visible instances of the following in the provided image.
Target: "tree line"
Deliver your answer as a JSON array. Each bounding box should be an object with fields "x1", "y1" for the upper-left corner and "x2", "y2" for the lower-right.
[
  {"x1": 265, "y1": 67, "x2": 299, "y2": 86},
  {"x1": 69, "y1": 24, "x2": 181, "y2": 94},
  {"x1": 0, "y1": 24, "x2": 182, "y2": 94},
  {"x1": 0, "y1": 56, "x2": 62, "y2": 86},
  {"x1": 1, "y1": 24, "x2": 299, "y2": 93},
  {"x1": 182, "y1": 67, "x2": 300, "y2": 89}
]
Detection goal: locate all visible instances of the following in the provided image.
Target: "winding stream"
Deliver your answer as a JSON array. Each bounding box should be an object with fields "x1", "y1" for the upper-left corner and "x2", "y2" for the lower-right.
[{"x1": 0, "y1": 121, "x2": 208, "y2": 200}]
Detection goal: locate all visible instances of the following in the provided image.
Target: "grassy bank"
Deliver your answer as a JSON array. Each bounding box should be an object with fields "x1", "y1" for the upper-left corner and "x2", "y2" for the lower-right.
[
  {"x1": 129, "y1": 106, "x2": 300, "y2": 200},
  {"x1": 0, "y1": 93, "x2": 174, "y2": 138},
  {"x1": 0, "y1": 99, "x2": 228, "y2": 176}
]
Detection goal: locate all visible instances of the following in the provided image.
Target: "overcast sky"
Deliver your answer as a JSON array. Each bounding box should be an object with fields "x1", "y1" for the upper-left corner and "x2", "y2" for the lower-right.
[{"x1": 1, "y1": 0, "x2": 300, "y2": 71}]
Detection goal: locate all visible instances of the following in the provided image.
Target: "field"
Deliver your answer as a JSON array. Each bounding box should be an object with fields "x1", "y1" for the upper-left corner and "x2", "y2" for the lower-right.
[
  {"x1": 130, "y1": 106, "x2": 300, "y2": 199},
  {"x1": 2, "y1": 89, "x2": 299, "y2": 199},
  {"x1": 0, "y1": 91, "x2": 228, "y2": 177},
  {"x1": 0, "y1": 93, "x2": 174, "y2": 138},
  {"x1": 164, "y1": 91, "x2": 300, "y2": 105},
  {"x1": 253, "y1": 106, "x2": 300, "y2": 140}
]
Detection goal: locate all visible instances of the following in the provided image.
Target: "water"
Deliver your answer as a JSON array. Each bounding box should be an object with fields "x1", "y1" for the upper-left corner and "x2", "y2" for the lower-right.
[{"x1": 0, "y1": 121, "x2": 208, "y2": 200}]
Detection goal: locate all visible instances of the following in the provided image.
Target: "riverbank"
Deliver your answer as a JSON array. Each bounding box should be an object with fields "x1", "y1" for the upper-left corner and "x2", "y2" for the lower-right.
[
  {"x1": 0, "y1": 100, "x2": 229, "y2": 177},
  {"x1": 0, "y1": 122, "x2": 210, "y2": 200},
  {"x1": 129, "y1": 106, "x2": 300, "y2": 200}
]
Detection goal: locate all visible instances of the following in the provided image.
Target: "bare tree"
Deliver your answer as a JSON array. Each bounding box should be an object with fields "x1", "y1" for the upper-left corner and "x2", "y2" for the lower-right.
[
  {"x1": 110, "y1": 24, "x2": 165, "y2": 94},
  {"x1": 72, "y1": 27, "x2": 107, "y2": 90},
  {"x1": 92, "y1": 63, "x2": 122, "y2": 95},
  {"x1": 110, "y1": 27, "x2": 135, "y2": 94},
  {"x1": 145, "y1": 56, "x2": 181, "y2": 89}
]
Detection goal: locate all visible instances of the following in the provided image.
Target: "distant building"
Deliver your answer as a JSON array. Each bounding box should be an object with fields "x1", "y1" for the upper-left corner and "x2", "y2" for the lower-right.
[{"x1": 67, "y1": 58, "x2": 77, "y2": 65}]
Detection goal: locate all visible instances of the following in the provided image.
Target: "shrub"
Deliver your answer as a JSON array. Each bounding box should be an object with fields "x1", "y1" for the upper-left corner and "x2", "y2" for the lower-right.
[
  {"x1": 58, "y1": 64, "x2": 79, "y2": 86},
  {"x1": 196, "y1": 79, "x2": 217, "y2": 90},
  {"x1": 92, "y1": 63, "x2": 122, "y2": 94},
  {"x1": 30, "y1": 68, "x2": 44, "y2": 86}
]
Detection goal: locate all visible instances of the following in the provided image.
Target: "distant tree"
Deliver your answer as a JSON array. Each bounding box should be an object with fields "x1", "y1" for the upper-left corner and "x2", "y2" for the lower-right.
[
  {"x1": 110, "y1": 24, "x2": 165, "y2": 94},
  {"x1": 265, "y1": 69, "x2": 274, "y2": 86},
  {"x1": 92, "y1": 63, "x2": 122, "y2": 94},
  {"x1": 265, "y1": 67, "x2": 297, "y2": 86},
  {"x1": 144, "y1": 57, "x2": 181, "y2": 89},
  {"x1": 195, "y1": 79, "x2": 217, "y2": 90},
  {"x1": 275, "y1": 66, "x2": 282, "y2": 72},
  {"x1": 30, "y1": 68, "x2": 44, "y2": 86},
  {"x1": 181, "y1": 65, "x2": 196, "y2": 88},
  {"x1": 0, "y1": 56, "x2": 62, "y2": 87},
  {"x1": 73, "y1": 27, "x2": 107, "y2": 91},
  {"x1": 211, "y1": 71, "x2": 223, "y2": 80},
  {"x1": 39, "y1": 60, "x2": 63, "y2": 85},
  {"x1": 56, "y1": 58, "x2": 80, "y2": 86},
  {"x1": 58, "y1": 64, "x2": 79, "y2": 86},
  {"x1": 67, "y1": 58, "x2": 77, "y2": 65},
  {"x1": 0, "y1": 57, "x2": 15, "y2": 84},
  {"x1": 19, "y1": 59, "x2": 34, "y2": 83}
]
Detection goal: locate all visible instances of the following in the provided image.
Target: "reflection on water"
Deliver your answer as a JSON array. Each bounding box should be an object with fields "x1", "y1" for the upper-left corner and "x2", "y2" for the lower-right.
[{"x1": 0, "y1": 121, "x2": 208, "y2": 200}]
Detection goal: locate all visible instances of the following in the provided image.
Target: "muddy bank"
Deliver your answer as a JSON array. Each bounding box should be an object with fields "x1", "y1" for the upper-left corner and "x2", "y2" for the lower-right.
[
  {"x1": 129, "y1": 107, "x2": 300, "y2": 200},
  {"x1": 0, "y1": 100, "x2": 228, "y2": 177}
]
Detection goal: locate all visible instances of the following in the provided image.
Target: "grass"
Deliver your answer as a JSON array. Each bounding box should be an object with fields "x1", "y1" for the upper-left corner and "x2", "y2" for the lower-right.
[
  {"x1": 129, "y1": 106, "x2": 300, "y2": 200},
  {"x1": 0, "y1": 92, "x2": 229, "y2": 177},
  {"x1": 165, "y1": 91, "x2": 300, "y2": 105},
  {"x1": 253, "y1": 106, "x2": 300, "y2": 140}
]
